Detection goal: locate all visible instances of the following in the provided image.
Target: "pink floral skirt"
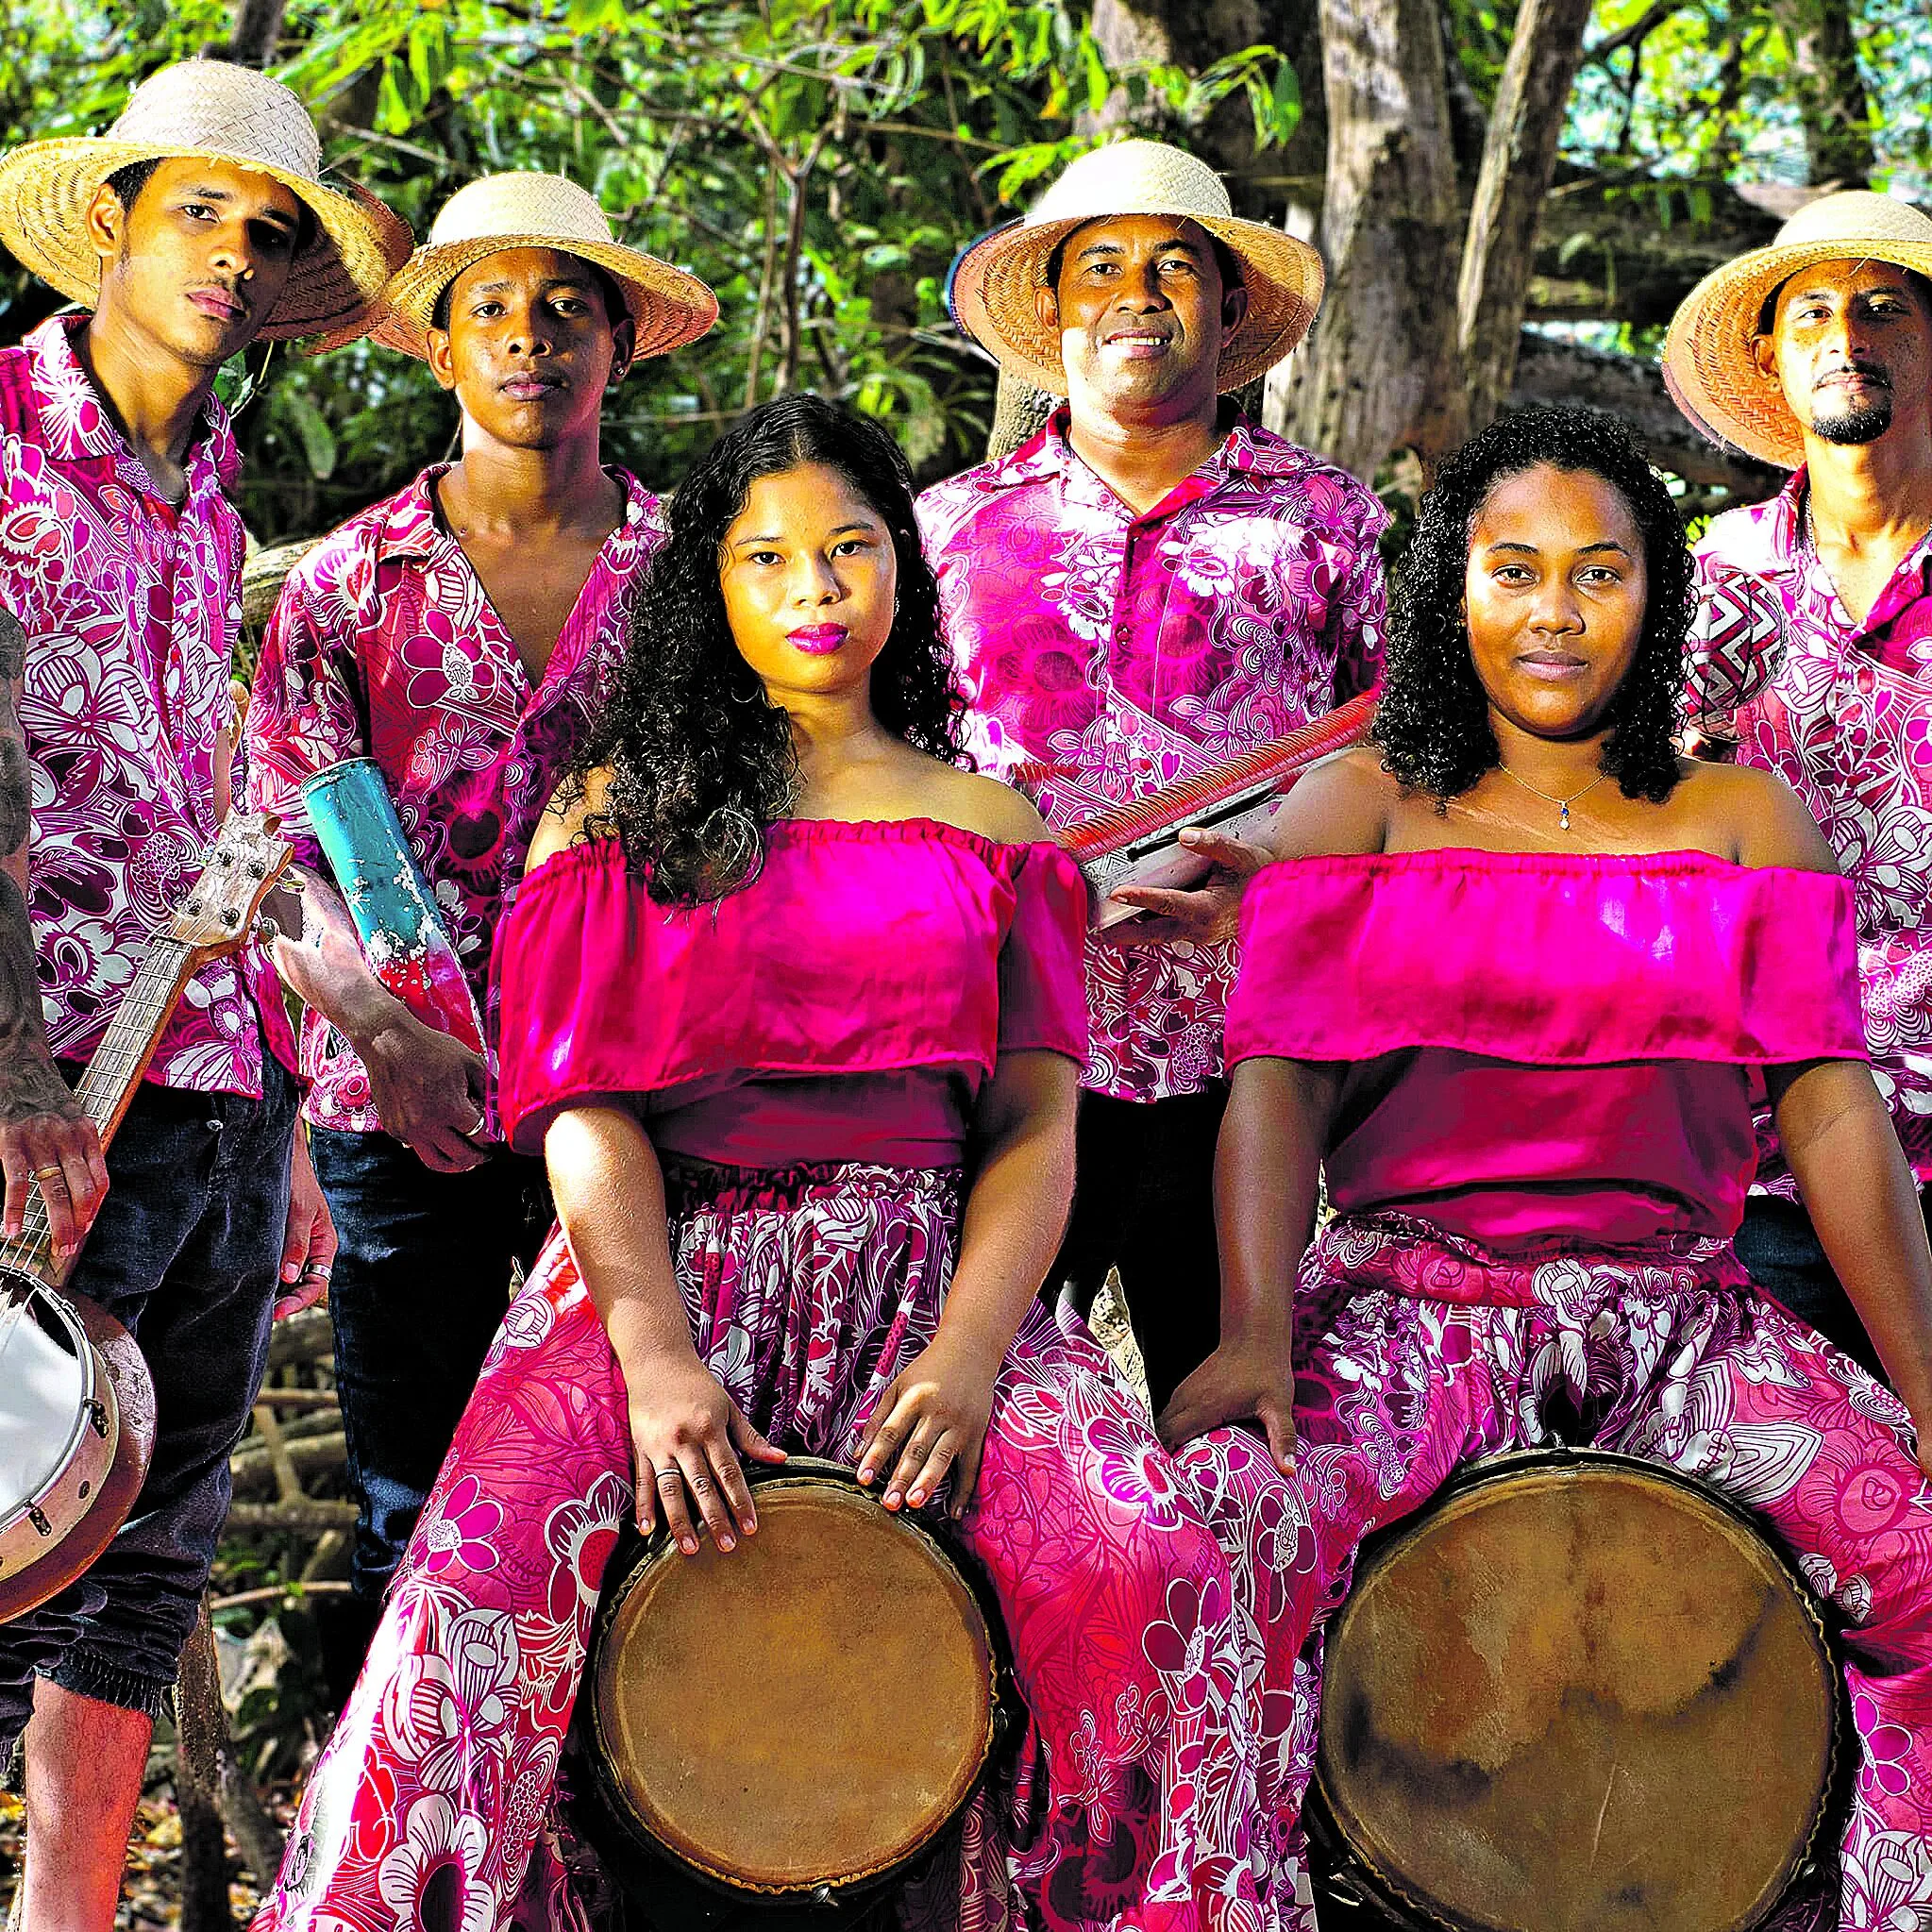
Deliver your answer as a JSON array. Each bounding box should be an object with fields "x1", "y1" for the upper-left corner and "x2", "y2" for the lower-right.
[
  {"x1": 1260, "y1": 1213, "x2": 1932, "y2": 1932},
  {"x1": 253, "y1": 1161, "x2": 1306, "y2": 1932}
]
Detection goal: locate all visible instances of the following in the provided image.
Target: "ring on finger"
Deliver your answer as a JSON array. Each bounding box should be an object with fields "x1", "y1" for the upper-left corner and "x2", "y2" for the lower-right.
[
  {"x1": 31, "y1": 1164, "x2": 65, "y2": 1185},
  {"x1": 299, "y1": 1260, "x2": 332, "y2": 1282}
]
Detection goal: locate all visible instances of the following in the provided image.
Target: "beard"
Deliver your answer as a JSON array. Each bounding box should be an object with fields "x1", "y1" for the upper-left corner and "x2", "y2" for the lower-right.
[{"x1": 1810, "y1": 390, "x2": 1894, "y2": 445}]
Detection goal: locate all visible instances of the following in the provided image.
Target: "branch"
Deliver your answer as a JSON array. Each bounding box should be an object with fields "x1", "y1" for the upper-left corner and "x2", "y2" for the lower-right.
[
  {"x1": 224, "y1": 1498, "x2": 360, "y2": 1535},
  {"x1": 210, "y1": 1580, "x2": 355, "y2": 1612},
  {"x1": 265, "y1": 1307, "x2": 332, "y2": 1370},
  {"x1": 249, "y1": 1403, "x2": 304, "y2": 1503},
  {"x1": 1581, "y1": 0, "x2": 1697, "y2": 66},
  {"x1": 229, "y1": 1431, "x2": 345, "y2": 1499}
]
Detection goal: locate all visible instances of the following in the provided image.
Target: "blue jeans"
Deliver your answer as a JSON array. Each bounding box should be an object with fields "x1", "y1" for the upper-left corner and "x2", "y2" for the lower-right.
[
  {"x1": 1733, "y1": 1190, "x2": 1906, "y2": 1383},
  {"x1": 308, "y1": 1130, "x2": 551, "y2": 1603},
  {"x1": 0, "y1": 1058, "x2": 296, "y2": 1748}
]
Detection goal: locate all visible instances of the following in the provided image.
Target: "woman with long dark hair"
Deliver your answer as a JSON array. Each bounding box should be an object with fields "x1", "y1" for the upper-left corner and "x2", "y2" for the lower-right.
[
  {"x1": 257, "y1": 395, "x2": 1309, "y2": 1932},
  {"x1": 1161, "y1": 407, "x2": 1932, "y2": 1928}
]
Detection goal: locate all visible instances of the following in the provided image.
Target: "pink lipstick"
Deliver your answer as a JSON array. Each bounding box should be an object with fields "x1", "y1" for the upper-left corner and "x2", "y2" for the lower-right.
[{"x1": 787, "y1": 624, "x2": 848, "y2": 655}]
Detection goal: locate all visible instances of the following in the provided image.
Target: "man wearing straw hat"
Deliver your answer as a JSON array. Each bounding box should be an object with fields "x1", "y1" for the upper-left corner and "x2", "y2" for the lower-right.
[
  {"x1": 0, "y1": 57, "x2": 407, "y2": 1925},
  {"x1": 245, "y1": 172, "x2": 715, "y2": 1683},
  {"x1": 921, "y1": 138, "x2": 1386, "y2": 1413},
  {"x1": 1666, "y1": 191, "x2": 1932, "y2": 1380}
]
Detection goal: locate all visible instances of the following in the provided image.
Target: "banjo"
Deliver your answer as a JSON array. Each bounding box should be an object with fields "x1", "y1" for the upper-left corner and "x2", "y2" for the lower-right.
[{"x1": 0, "y1": 811, "x2": 291, "y2": 1622}]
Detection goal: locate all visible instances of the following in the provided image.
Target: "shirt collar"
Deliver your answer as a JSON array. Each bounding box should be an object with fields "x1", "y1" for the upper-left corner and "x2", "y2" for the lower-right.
[
  {"x1": 376, "y1": 461, "x2": 653, "y2": 564},
  {"x1": 997, "y1": 403, "x2": 1307, "y2": 496},
  {"x1": 1768, "y1": 463, "x2": 1932, "y2": 589},
  {"x1": 25, "y1": 314, "x2": 240, "y2": 492},
  {"x1": 986, "y1": 402, "x2": 1259, "y2": 497}
]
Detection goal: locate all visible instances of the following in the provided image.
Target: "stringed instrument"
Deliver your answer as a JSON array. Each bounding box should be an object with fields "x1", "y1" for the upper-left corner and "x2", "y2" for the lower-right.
[
  {"x1": 1058, "y1": 691, "x2": 1377, "y2": 929},
  {"x1": 0, "y1": 812, "x2": 292, "y2": 1621}
]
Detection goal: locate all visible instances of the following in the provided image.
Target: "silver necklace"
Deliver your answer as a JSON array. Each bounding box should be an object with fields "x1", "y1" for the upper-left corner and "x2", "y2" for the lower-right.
[{"x1": 1495, "y1": 762, "x2": 1606, "y2": 832}]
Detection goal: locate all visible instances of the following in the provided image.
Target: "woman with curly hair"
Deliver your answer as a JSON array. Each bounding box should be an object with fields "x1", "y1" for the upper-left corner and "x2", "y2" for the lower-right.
[
  {"x1": 258, "y1": 394, "x2": 1312, "y2": 1932},
  {"x1": 1160, "y1": 406, "x2": 1932, "y2": 1928}
]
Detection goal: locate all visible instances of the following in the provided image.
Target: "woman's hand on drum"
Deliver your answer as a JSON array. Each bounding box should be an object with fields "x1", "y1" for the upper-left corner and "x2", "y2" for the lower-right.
[
  {"x1": 855, "y1": 1330, "x2": 999, "y2": 1520},
  {"x1": 625, "y1": 1348, "x2": 786, "y2": 1556},
  {"x1": 1155, "y1": 1334, "x2": 1299, "y2": 1472}
]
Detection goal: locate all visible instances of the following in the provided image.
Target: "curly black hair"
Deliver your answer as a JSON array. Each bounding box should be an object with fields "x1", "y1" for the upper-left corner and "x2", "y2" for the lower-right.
[
  {"x1": 1373, "y1": 405, "x2": 1692, "y2": 807},
  {"x1": 571, "y1": 393, "x2": 966, "y2": 906}
]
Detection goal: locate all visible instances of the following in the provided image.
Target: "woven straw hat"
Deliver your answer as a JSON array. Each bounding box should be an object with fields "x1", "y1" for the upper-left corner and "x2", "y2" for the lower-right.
[
  {"x1": 0, "y1": 59, "x2": 411, "y2": 345},
  {"x1": 373, "y1": 173, "x2": 718, "y2": 363},
  {"x1": 948, "y1": 139, "x2": 1323, "y2": 395},
  {"x1": 1663, "y1": 190, "x2": 1932, "y2": 469}
]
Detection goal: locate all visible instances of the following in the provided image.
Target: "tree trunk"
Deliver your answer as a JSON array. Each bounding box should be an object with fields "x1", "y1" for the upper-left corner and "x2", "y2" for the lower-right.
[
  {"x1": 1771, "y1": 0, "x2": 1873, "y2": 188},
  {"x1": 227, "y1": 0, "x2": 287, "y2": 67},
  {"x1": 1456, "y1": 0, "x2": 1596, "y2": 429},
  {"x1": 1086, "y1": 0, "x2": 1268, "y2": 189},
  {"x1": 176, "y1": 1596, "x2": 287, "y2": 1918},
  {"x1": 1268, "y1": 0, "x2": 1465, "y2": 479},
  {"x1": 986, "y1": 369, "x2": 1054, "y2": 464},
  {"x1": 176, "y1": 1606, "x2": 238, "y2": 1932}
]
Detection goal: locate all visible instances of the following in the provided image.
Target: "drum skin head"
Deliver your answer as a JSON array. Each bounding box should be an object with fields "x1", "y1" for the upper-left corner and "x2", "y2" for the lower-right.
[
  {"x1": 592, "y1": 1472, "x2": 997, "y2": 1894},
  {"x1": 1316, "y1": 1455, "x2": 1838, "y2": 1932},
  {"x1": 0, "y1": 1287, "x2": 155, "y2": 1625}
]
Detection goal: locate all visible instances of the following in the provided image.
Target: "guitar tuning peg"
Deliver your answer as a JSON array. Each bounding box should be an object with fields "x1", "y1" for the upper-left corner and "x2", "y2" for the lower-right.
[{"x1": 257, "y1": 917, "x2": 280, "y2": 944}]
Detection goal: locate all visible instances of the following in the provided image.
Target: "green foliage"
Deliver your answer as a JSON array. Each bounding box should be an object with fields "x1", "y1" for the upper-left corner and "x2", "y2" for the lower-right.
[
  {"x1": 0, "y1": 0, "x2": 1302, "y2": 539},
  {"x1": 1567, "y1": 0, "x2": 1932, "y2": 191},
  {"x1": 5, "y1": 0, "x2": 1925, "y2": 542}
]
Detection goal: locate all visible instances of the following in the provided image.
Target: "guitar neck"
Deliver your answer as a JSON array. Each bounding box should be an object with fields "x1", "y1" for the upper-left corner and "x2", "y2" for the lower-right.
[{"x1": 0, "y1": 936, "x2": 198, "y2": 1286}]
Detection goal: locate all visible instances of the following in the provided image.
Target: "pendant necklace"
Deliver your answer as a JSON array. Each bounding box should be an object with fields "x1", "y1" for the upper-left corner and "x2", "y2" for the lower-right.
[{"x1": 1496, "y1": 762, "x2": 1606, "y2": 832}]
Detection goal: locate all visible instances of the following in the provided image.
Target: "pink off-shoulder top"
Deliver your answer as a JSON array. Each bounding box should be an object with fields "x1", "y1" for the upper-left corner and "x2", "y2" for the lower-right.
[
  {"x1": 1225, "y1": 849, "x2": 1868, "y2": 1248},
  {"x1": 492, "y1": 818, "x2": 1089, "y2": 1168}
]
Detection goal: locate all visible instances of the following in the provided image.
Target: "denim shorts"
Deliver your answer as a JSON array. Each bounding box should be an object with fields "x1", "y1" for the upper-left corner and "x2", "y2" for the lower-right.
[{"x1": 0, "y1": 1056, "x2": 296, "y2": 1746}]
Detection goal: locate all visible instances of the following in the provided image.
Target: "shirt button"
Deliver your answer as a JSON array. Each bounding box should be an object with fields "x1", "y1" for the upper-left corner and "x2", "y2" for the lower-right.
[{"x1": 207, "y1": 1118, "x2": 224, "y2": 1134}]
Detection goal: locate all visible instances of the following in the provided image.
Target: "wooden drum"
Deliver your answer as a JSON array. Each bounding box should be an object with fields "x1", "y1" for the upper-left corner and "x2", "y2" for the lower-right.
[
  {"x1": 1312, "y1": 1449, "x2": 1841, "y2": 1932},
  {"x1": 584, "y1": 1458, "x2": 1003, "y2": 1912}
]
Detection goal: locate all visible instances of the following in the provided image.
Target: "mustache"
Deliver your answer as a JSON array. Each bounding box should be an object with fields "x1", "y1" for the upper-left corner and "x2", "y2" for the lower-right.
[{"x1": 1814, "y1": 361, "x2": 1891, "y2": 392}]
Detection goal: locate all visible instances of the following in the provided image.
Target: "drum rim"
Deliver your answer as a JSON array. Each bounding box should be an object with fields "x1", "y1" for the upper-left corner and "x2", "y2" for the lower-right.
[
  {"x1": 1310, "y1": 1443, "x2": 1846, "y2": 1932},
  {"x1": 0, "y1": 1282, "x2": 109, "y2": 1532},
  {"x1": 586, "y1": 1454, "x2": 1004, "y2": 1900}
]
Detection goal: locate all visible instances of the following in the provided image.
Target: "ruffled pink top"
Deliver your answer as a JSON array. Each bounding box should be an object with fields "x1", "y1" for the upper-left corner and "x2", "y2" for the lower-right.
[
  {"x1": 493, "y1": 819, "x2": 1089, "y2": 1168},
  {"x1": 1225, "y1": 850, "x2": 1866, "y2": 1247}
]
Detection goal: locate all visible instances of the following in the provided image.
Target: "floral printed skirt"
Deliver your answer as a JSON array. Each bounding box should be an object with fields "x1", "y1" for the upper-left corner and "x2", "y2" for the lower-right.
[
  {"x1": 252, "y1": 1160, "x2": 1307, "y2": 1932},
  {"x1": 1257, "y1": 1213, "x2": 1932, "y2": 1932}
]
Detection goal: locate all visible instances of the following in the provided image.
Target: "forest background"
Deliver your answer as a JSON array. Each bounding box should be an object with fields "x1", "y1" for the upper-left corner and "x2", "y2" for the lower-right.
[
  {"x1": 8, "y1": 0, "x2": 1932, "y2": 552},
  {"x1": 2, "y1": 0, "x2": 1932, "y2": 1922}
]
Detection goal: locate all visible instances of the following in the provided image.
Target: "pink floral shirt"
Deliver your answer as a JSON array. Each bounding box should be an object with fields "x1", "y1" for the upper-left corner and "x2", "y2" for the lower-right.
[
  {"x1": 1689, "y1": 469, "x2": 1932, "y2": 1193},
  {"x1": 918, "y1": 409, "x2": 1387, "y2": 1101},
  {"x1": 245, "y1": 465, "x2": 663, "y2": 1132},
  {"x1": 0, "y1": 317, "x2": 262, "y2": 1096}
]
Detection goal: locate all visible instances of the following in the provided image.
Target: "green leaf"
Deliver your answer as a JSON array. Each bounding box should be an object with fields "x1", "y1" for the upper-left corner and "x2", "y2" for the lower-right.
[{"x1": 282, "y1": 391, "x2": 338, "y2": 481}]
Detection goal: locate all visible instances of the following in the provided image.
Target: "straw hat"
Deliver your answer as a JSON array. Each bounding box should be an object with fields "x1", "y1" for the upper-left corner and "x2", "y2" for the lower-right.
[
  {"x1": 948, "y1": 139, "x2": 1324, "y2": 395},
  {"x1": 373, "y1": 173, "x2": 718, "y2": 363},
  {"x1": 1663, "y1": 190, "x2": 1932, "y2": 469},
  {"x1": 0, "y1": 59, "x2": 411, "y2": 345}
]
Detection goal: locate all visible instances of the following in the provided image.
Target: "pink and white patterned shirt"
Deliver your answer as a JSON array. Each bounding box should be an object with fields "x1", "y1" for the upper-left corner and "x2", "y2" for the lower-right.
[
  {"x1": 1689, "y1": 469, "x2": 1932, "y2": 1193},
  {"x1": 0, "y1": 316, "x2": 262, "y2": 1096},
  {"x1": 918, "y1": 409, "x2": 1387, "y2": 1102},
  {"x1": 245, "y1": 464, "x2": 663, "y2": 1133}
]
